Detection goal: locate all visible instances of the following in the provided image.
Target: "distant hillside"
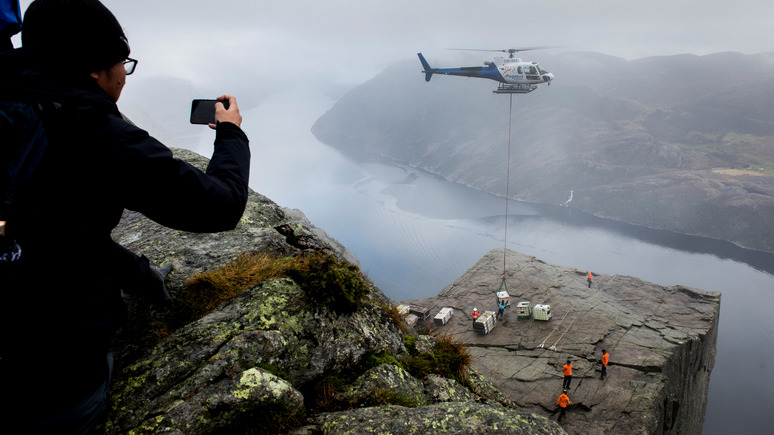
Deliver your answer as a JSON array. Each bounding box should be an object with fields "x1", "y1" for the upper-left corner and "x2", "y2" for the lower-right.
[{"x1": 311, "y1": 51, "x2": 774, "y2": 252}]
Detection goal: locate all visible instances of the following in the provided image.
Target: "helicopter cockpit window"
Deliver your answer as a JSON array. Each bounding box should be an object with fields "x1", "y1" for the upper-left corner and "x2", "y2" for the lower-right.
[{"x1": 525, "y1": 66, "x2": 537, "y2": 74}]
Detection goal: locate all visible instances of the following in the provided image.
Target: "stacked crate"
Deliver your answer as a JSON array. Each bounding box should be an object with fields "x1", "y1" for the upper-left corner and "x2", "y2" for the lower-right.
[
  {"x1": 409, "y1": 306, "x2": 431, "y2": 321},
  {"x1": 473, "y1": 310, "x2": 497, "y2": 334}
]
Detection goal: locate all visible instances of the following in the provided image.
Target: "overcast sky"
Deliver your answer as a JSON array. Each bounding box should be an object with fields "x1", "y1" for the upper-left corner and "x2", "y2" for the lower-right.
[
  {"x1": 14, "y1": 0, "x2": 774, "y2": 95},
  {"x1": 13, "y1": 0, "x2": 774, "y2": 196},
  {"x1": 11, "y1": 0, "x2": 774, "y2": 201}
]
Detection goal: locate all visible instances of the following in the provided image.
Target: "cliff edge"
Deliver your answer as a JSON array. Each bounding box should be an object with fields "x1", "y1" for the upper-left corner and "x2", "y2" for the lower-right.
[
  {"x1": 102, "y1": 148, "x2": 564, "y2": 434},
  {"x1": 404, "y1": 249, "x2": 721, "y2": 435}
]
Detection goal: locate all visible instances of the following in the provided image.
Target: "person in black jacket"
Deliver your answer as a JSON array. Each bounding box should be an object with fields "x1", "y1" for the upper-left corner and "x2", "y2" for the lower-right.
[{"x1": 0, "y1": 1, "x2": 250, "y2": 432}]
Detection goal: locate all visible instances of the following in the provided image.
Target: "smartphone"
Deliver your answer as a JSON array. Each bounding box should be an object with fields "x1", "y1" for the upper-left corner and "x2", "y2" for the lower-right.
[{"x1": 190, "y1": 99, "x2": 229, "y2": 125}]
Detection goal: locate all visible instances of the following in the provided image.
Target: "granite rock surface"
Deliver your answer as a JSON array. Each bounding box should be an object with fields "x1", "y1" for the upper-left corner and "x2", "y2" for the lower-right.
[{"x1": 403, "y1": 249, "x2": 720, "y2": 434}]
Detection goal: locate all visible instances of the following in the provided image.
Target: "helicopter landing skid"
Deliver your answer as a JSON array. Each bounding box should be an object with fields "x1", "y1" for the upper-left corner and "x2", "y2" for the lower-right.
[{"x1": 493, "y1": 84, "x2": 537, "y2": 94}]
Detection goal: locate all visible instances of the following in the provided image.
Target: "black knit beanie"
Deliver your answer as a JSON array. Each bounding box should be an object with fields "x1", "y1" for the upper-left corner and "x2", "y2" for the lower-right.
[{"x1": 21, "y1": 0, "x2": 129, "y2": 73}]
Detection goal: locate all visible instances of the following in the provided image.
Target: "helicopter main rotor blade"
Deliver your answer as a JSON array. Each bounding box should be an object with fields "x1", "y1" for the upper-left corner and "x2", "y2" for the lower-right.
[{"x1": 448, "y1": 47, "x2": 556, "y2": 53}]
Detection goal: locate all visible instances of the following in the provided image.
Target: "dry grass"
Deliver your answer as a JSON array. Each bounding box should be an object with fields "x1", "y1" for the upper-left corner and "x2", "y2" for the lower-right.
[
  {"x1": 177, "y1": 250, "x2": 372, "y2": 324},
  {"x1": 180, "y1": 251, "x2": 294, "y2": 319},
  {"x1": 379, "y1": 301, "x2": 411, "y2": 335}
]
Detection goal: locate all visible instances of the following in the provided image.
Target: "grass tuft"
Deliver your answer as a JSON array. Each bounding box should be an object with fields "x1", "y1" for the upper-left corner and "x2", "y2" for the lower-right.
[
  {"x1": 284, "y1": 252, "x2": 370, "y2": 313},
  {"x1": 177, "y1": 250, "x2": 370, "y2": 323},
  {"x1": 178, "y1": 251, "x2": 293, "y2": 321},
  {"x1": 399, "y1": 333, "x2": 472, "y2": 386}
]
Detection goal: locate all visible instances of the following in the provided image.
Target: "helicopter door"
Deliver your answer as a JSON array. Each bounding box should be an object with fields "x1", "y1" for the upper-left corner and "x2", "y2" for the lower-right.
[{"x1": 524, "y1": 65, "x2": 539, "y2": 80}]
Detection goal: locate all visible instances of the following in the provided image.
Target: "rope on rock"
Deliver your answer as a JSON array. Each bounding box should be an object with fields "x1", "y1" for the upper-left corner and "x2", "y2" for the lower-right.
[
  {"x1": 538, "y1": 273, "x2": 616, "y2": 351},
  {"x1": 538, "y1": 302, "x2": 576, "y2": 349}
]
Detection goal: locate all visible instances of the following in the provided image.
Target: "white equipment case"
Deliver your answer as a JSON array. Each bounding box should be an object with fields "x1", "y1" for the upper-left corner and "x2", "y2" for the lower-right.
[
  {"x1": 434, "y1": 307, "x2": 453, "y2": 326},
  {"x1": 532, "y1": 304, "x2": 552, "y2": 321},
  {"x1": 496, "y1": 290, "x2": 511, "y2": 307},
  {"x1": 516, "y1": 301, "x2": 531, "y2": 319}
]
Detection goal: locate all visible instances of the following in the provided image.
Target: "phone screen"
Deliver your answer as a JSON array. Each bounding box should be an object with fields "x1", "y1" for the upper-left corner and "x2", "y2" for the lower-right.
[{"x1": 190, "y1": 99, "x2": 228, "y2": 124}]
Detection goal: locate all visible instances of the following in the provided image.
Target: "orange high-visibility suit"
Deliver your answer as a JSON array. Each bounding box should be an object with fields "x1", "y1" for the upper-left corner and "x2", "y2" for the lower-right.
[
  {"x1": 562, "y1": 362, "x2": 573, "y2": 389},
  {"x1": 557, "y1": 392, "x2": 570, "y2": 422}
]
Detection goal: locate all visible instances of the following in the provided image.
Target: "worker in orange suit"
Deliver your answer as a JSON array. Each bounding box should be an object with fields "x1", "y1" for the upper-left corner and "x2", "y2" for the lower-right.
[
  {"x1": 587, "y1": 271, "x2": 593, "y2": 288},
  {"x1": 600, "y1": 349, "x2": 609, "y2": 379},
  {"x1": 556, "y1": 389, "x2": 570, "y2": 422},
  {"x1": 471, "y1": 307, "x2": 480, "y2": 325},
  {"x1": 562, "y1": 359, "x2": 573, "y2": 389}
]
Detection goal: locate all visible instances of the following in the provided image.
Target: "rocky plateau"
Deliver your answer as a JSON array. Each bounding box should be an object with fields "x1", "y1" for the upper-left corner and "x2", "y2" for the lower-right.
[
  {"x1": 403, "y1": 249, "x2": 720, "y2": 434},
  {"x1": 102, "y1": 148, "x2": 720, "y2": 434}
]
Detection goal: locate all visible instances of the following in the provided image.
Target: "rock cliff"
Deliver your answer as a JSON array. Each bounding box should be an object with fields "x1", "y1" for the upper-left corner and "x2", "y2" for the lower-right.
[
  {"x1": 103, "y1": 148, "x2": 564, "y2": 434},
  {"x1": 403, "y1": 249, "x2": 720, "y2": 435}
]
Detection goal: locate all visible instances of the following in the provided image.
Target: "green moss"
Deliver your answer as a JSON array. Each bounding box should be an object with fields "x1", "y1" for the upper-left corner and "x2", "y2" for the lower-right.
[
  {"x1": 403, "y1": 335, "x2": 417, "y2": 353},
  {"x1": 360, "y1": 352, "x2": 400, "y2": 372},
  {"x1": 285, "y1": 252, "x2": 370, "y2": 313},
  {"x1": 355, "y1": 388, "x2": 421, "y2": 408},
  {"x1": 255, "y1": 363, "x2": 290, "y2": 382},
  {"x1": 399, "y1": 335, "x2": 472, "y2": 387},
  {"x1": 127, "y1": 415, "x2": 165, "y2": 434}
]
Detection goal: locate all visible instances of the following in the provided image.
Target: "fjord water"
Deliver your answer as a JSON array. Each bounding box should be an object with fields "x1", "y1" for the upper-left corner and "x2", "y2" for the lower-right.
[
  {"x1": 238, "y1": 91, "x2": 773, "y2": 435},
  {"x1": 295, "y1": 160, "x2": 772, "y2": 434}
]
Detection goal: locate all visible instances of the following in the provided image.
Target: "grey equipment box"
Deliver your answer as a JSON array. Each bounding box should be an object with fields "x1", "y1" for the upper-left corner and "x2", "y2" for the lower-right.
[{"x1": 410, "y1": 306, "x2": 431, "y2": 321}]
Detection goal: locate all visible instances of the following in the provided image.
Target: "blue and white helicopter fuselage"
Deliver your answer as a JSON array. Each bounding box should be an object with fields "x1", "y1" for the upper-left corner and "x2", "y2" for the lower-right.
[{"x1": 417, "y1": 52, "x2": 554, "y2": 94}]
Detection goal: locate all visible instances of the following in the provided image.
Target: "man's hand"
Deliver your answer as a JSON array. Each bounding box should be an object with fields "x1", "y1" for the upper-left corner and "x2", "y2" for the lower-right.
[{"x1": 209, "y1": 94, "x2": 242, "y2": 129}]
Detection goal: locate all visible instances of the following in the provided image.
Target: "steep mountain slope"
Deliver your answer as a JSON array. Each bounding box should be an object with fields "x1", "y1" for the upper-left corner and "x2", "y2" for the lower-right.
[{"x1": 311, "y1": 51, "x2": 774, "y2": 252}]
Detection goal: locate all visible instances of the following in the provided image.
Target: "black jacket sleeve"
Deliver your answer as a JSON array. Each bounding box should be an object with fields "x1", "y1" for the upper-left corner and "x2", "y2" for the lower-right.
[{"x1": 111, "y1": 117, "x2": 251, "y2": 233}]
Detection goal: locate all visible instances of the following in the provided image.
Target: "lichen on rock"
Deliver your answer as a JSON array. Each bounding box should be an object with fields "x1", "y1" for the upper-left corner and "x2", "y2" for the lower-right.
[{"x1": 104, "y1": 149, "x2": 569, "y2": 434}]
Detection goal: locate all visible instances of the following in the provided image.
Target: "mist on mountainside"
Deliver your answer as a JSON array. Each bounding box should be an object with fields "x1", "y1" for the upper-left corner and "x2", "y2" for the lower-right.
[{"x1": 311, "y1": 51, "x2": 774, "y2": 252}]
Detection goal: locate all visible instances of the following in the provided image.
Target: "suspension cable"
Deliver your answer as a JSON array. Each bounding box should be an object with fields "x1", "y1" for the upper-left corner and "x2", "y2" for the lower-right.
[{"x1": 503, "y1": 93, "x2": 513, "y2": 275}]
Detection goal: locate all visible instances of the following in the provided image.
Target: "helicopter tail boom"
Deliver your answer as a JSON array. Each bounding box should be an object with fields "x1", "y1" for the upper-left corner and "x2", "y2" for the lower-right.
[
  {"x1": 417, "y1": 52, "x2": 504, "y2": 83},
  {"x1": 417, "y1": 53, "x2": 434, "y2": 82}
]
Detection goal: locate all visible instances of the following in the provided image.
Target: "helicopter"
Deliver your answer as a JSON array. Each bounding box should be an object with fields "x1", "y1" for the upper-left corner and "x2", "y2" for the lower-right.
[{"x1": 417, "y1": 48, "x2": 555, "y2": 94}]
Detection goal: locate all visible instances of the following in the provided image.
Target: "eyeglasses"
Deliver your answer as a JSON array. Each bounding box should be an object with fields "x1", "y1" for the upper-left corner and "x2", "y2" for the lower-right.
[{"x1": 123, "y1": 58, "x2": 138, "y2": 75}]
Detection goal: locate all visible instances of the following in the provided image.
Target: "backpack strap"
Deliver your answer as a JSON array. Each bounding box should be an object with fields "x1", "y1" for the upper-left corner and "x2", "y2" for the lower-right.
[
  {"x1": 0, "y1": 99, "x2": 62, "y2": 262},
  {"x1": 1, "y1": 0, "x2": 22, "y2": 50}
]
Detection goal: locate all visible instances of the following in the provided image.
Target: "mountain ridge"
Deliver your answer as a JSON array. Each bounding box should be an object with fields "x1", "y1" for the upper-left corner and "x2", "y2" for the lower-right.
[{"x1": 311, "y1": 51, "x2": 774, "y2": 252}]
